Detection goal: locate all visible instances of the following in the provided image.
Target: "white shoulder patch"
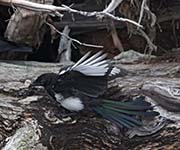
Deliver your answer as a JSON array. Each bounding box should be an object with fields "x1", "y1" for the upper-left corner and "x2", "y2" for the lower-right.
[{"x1": 60, "y1": 97, "x2": 84, "y2": 111}]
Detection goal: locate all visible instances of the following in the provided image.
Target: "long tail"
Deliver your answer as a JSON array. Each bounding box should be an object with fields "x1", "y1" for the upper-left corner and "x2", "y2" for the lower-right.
[{"x1": 93, "y1": 96, "x2": 159, "y2": 129}]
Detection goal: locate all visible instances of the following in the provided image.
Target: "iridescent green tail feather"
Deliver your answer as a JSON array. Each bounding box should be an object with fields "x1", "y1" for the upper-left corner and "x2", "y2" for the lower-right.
[{"x1": 93, "y1": 96, "x2": 159, "y2": 129}]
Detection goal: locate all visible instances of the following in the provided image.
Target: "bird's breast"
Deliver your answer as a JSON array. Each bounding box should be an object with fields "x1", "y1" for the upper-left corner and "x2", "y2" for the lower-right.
[{"x1": 60, "y1": 97, "x2": 84, "y2": 111}]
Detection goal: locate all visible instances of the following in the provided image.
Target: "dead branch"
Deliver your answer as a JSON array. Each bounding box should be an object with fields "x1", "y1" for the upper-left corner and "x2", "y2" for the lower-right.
[
  {"x1": 110, "y1": 20, "x2": 124, "y2": 52},
  {"x1": 133, "y1": 29, "x2": 157, "y2": 54},
  {"x1": 0, "y1": 0, "x2": 64, "y2": 16},
  {"x1": 46, "y1": 22, "x2": 104, "y2": 49},
  {"x1": 138, "y1": 0, "x2": 147, "y2": 28},
  {"x1": 57, "y1": 25, "x2": 71, "y2": 62},
  {"x1": 0, "y1": 0, "x2": 142, "y2": 28}
]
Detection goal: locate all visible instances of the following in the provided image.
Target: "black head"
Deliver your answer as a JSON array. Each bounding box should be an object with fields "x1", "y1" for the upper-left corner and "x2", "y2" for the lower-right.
[{"x1": 30, "y1": 73, "x2": 59, "y2": 88}]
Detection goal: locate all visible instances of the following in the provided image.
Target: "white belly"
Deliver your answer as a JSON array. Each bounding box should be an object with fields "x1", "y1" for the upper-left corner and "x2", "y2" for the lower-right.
[{"x1": 60, "y1": 97, "x2": 84, "y2": 111}]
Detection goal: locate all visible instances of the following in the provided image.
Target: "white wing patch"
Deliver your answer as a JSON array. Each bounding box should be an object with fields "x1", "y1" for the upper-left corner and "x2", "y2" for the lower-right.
[
  {"x1": 60, "y1": 97, "x2": 84, "y2": 111},
  {"x1": 71, "y1": 51, "x2": 109, "y2": 76},
  {"x1": 58, "y1": 51, "x2": 119, "y2": 77}
]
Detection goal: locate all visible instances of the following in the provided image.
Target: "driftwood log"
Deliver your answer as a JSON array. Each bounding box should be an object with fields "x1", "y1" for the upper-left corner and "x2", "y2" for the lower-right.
[{"x1": 0, "y1": 52, "x2": 180, "y2": 149}]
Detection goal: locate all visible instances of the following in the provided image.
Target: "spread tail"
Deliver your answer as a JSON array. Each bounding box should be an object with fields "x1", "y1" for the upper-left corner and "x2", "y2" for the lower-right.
[{"x1": 93, "y1": 96, "x2": 159, "y2": 129}]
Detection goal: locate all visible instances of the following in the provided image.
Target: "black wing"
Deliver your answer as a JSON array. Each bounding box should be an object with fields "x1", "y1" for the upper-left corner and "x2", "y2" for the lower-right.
[
  {"x1": 56, "y1": 51, "x2": 123, "y2": 97},
  {"x1": 54, "y1": 71, "x2": 107, "y2": 98}
]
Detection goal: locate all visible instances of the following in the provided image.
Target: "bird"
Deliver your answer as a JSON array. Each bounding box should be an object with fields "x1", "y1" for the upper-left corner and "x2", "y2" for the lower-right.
[{"x1": 31, "y1": 51, "x2": 159, "y2": 129}]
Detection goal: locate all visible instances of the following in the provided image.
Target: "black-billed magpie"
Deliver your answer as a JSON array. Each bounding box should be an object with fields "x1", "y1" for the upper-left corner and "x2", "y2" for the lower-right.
[{"x1": 31, "y1": 51, "x2": 159, "y2": 129}]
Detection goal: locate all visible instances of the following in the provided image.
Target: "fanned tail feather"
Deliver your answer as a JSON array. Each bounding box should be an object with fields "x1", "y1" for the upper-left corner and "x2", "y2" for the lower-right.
[{"x1": 93, "y1": 96, "x2": 159, "y2": 129}]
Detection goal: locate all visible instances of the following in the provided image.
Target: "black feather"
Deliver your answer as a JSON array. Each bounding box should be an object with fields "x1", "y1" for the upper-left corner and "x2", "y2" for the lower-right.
[{"x1": 54, "y1": 71, "x2": 107, "y2": 97}]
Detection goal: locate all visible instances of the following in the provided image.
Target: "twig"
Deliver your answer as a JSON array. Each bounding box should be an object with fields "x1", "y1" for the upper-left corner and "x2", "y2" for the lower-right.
[
  {"x1": 144, "y1": 2, "x2": 156, "y2": 27},
  {"x1": 135, "y1": 29, "x2": 157, "y2": 55},
  {"x1": 137, "y1": 0, "x2": 156, "y2": 28},
  {"x1": 138, "y1": 0, "x2": 147, "y2": 29},
  {"x1": 46, "y1": 22, "x2": 104, "y2": 49},
  {"x1": 103, "y1": 0, "x2": 124, "y2": 13},
  {"x1": 110, "y1": 20, "x2": 124, "y2": 52}
]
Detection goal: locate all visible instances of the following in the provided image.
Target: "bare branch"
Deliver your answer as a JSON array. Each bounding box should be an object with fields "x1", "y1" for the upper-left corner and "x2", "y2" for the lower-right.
[
  {"x1": 0, "y1": 0, "x2": 143, "y2": 28},
  {"x1": 144, "y1": 2, "x2": 156, "y2": 27},
  {"x1": 136, "y1": 29, "x2": 157, "y2": 53},
  {"x1": 110, "y1": 20, "x2": 124, "y2": 52},
  {"x1": 62, "y1": 4, "x2": 143, "y2": 28},
  {"x1": 138, "y1": 0, "x2": 156, "y2": 28},
  {"x1": 0, "y1": 0, "x2": 65, "y2": 17},
  {"x1": 138, "y1": 0, "x2": 147, "y2": 28},
  {"x1": 101, "y1": 12, "x2": 143, "y2": 28},
  {"x1": 46, "y1": 22, "x2": 104, "y2": 49}
]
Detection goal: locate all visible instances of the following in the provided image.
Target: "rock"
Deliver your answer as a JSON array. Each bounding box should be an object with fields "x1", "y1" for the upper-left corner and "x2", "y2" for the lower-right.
[{"x1": 113, "y1": 50, "x2": 156, "y2": 64}]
